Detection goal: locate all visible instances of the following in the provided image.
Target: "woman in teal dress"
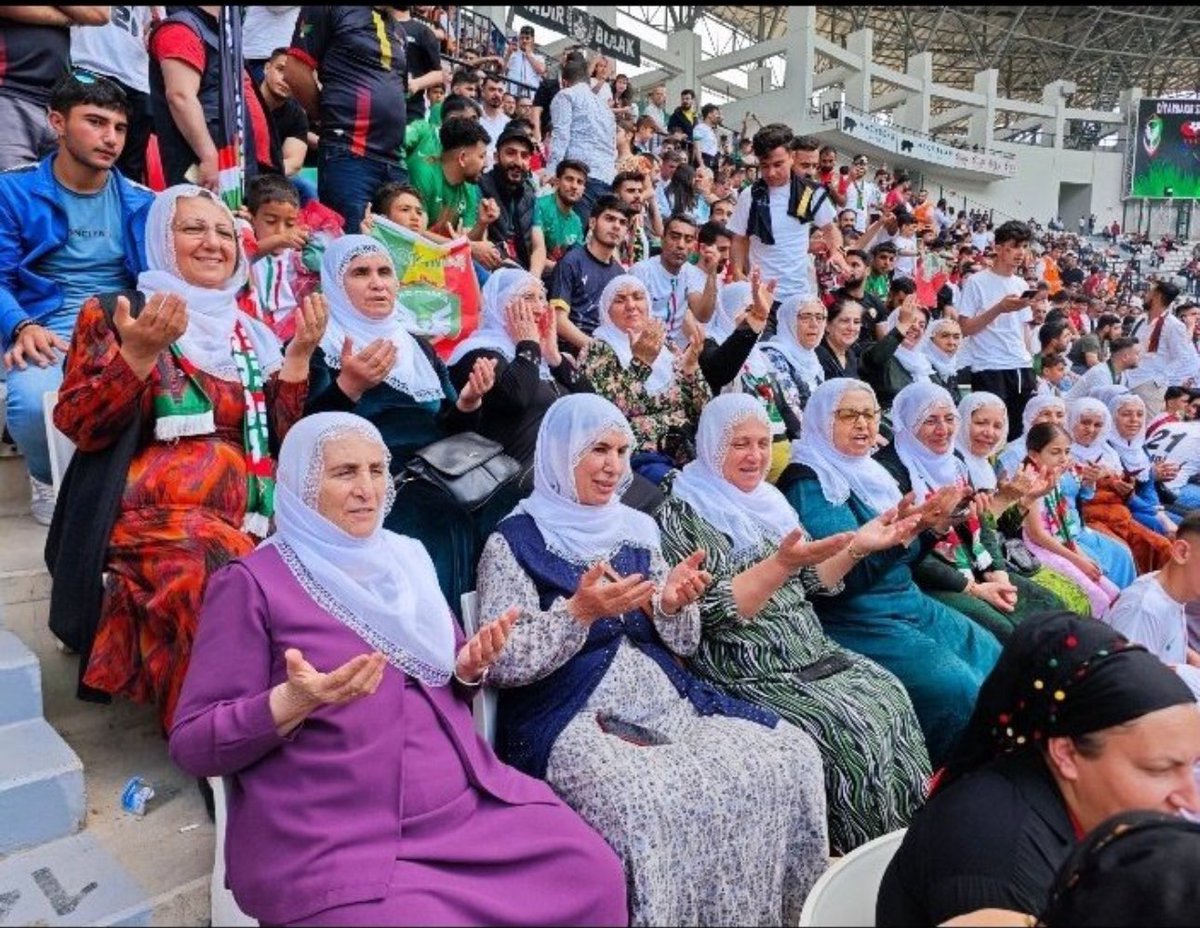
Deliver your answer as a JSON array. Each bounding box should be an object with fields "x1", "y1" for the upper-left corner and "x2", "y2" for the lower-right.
[
  {"x1": 657, "y1": 394, "x2": 931, "y2": 853},
  {"x1": 777, "y1": 378, "x2": 1002, "y2": 765},
  {"x1": 874, "y1": 382, "x2": 1065, "y2": 642},
  {"x1": 304, "y1": 235, "x2": 501, "y2": 605}
]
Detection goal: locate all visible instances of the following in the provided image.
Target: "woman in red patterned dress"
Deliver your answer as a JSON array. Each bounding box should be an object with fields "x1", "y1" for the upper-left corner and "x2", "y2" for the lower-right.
[{"x1": 53, "y1": 184, "x2": 326, "y2": 732}]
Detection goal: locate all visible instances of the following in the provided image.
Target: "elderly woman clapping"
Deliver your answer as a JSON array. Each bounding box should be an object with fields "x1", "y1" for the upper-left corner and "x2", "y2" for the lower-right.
[
  {"x1": 658, "y1": 393, "x2": 931, "y2": 853},
  {"x1": 170, "y1": 412, "x2": 627, "y2": 927},
  {"x1": 578, "y1": 274, "x2": 711, "y2": 484},
  {"x1": 51, "y1": 184, "x2": 323, "y2": 732}
]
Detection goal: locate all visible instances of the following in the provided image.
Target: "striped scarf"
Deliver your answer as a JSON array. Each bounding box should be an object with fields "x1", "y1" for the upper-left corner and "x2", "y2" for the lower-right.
[{"x1": 154, "y1": 319, "x2": 275, "y2": 537}]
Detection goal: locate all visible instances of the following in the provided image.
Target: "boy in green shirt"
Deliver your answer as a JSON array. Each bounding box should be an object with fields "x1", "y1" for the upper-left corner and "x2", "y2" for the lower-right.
[{"x1": 533, "y1": 159, "x2": 587, "y2": 278}]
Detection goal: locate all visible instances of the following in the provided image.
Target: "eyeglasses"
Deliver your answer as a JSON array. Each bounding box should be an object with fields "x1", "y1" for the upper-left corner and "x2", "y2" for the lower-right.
[
  {"x1": 797, "y1": 312, "x2": 828, "y2": 323},
  {"x1": 172, "y1": 221, "x2": 237, "y2": 242},
  {"x1": 834, "y1": 407, "x2": 882, "y2": 424},
  {"x1": 934, "y1": 331, "x2": 964, "y2": 341},
  {"x1": 920, "y1": 414, "x2": 960, "y2": 429}
]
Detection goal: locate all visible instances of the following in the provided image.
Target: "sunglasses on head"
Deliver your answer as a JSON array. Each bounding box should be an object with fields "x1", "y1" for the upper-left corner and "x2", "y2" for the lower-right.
[{"x1": 69, "y1": 67, "x2": 128, "y2": 97}]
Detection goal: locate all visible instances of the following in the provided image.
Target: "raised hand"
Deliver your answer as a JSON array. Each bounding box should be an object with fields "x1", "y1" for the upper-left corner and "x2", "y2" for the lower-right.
[
  {"x1": 660, "y1": 550, "x2": 712, "y2": 615},
  {"x1": 457, "y1": 356, "x2": 497, "y2": 411},
  {"x1": 773, "y1": 528, "x2": 856, "y2": 573},
  {"x1": 505, "y1": 296, "x2": 540, "y2": 343},
  {"x1": 456, "y1": 607, "x2": 519, "y2": 682},
  {"x1": 281, "y1": 647, "x2": 386, "y2": 712},
  {"x1": 853, "y1": 506, "x2": 924, "y2": 553},
  {"x1": 631, "y1": 319, "x2": 666, "y2": 366},
  {"x1": 284, "y1": 293, "x2": 329, "y2": 363},
  {"x1": 114, "y1": 291, "x2": 188, "y2": 379},
  {"x1": 359, "y1": 202, "x2": 376, "y2": 234},
  {"x1": 914, "y1": 484, "x2": 972, "y2": 534},
  {"x1": 566, "y1": 562, "x2": 658, "y2": 626},
  {"x1": 697, "y1": 242, "x2": 722, "y2": 276},
  {"x1": 478, "y1": 198, "x2": 501, "y2": 226},
  {"x1": 335, "y1": 336, "x2": 398, "y2": 401},
  {"x1": 679, "y1": 325, "x2": 704, "y2": 375},
  {"x1": 750, "y1": 266, "x2": 777, "y2": 323}
]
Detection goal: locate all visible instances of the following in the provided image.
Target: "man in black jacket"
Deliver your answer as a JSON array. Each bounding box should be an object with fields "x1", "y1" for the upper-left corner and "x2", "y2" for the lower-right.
[{"x1": 477, "y1": 124, "x2": 545, "y2": 275}]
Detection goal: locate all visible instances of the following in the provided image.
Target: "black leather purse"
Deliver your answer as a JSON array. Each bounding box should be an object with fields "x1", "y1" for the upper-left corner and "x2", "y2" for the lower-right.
[{"x1": 398, "y1": 432, "x2": 520, "y2": 512}]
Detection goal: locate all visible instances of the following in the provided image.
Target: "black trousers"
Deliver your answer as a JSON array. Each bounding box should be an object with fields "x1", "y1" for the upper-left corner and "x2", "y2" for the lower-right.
[
  {"x1": 970, "y1": 367, "x2": 1035, "y2": 440},
  {"x1": 116, "y1": 85, "x2": 153, "y2": 185}
]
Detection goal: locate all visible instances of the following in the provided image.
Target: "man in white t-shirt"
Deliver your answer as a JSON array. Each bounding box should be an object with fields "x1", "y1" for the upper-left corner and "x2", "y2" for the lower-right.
[
  {"x1": 842, "y1": 154, "x2": 880, "y2": 233},
  {"x1": 478, "y1": 72, "x2": 510, "y2": 169},
  {"x1": 630, "y1": 213, "x2": 718, "y2": 347},
  {"x1": 728, "y1": 126, "x2": 843, "y2": 310},
  {"x1": 1105, "y1": 512, "x2": 1200, "y2": 696},
  {"x1": 692, "y1": 104, "x2": 721, "y2": 170},
  {"x1": 1146, "y1": 419, "x2": 1200, "y2": 512},
  {"x1": 504, "y1": 25, "x2": 545, "y2": 95},
  {"x1": 958, "y1": 220, "x2": 1037, "y2": 439}
]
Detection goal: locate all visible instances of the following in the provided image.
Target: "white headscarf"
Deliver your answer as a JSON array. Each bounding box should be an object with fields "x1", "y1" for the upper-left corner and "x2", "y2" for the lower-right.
[
  {"x1": 707, "y1": 280, "x2": 750, "y2": 346},
  {"x1": 955, "y1": 391, "x2": 1006, "y2": 490},
  {"x1": 998, "y1": 394, "x2": 1067, "y2": 477},
  {"x1": 509, "y1": 394, "x2": 661, "y2": 564},
  {"x1": 591, "y1": 274, "x2": 675, "y2": 396},
  {"x1": 1068, "y1": 397, "x2": 1121, "y2": 467},
  {"x1": 318, "y1": 236, "x2": 444, "y2": 402},
  {"x1": 921, "y1": 317, "x2": 961, "y2": 381},
  {"x1": 137, "y1": 184, "x2": 282, "y2": 380},
  {"x1": 886, "y1": 308, "x2": 934, "y2": 382},
  {"x1": 1105, "y1": 391, "x2": 1153, "y2": 476},
  {"x1": 790, "y1": 377, "x2": 903, "y2": 514},
  {"x1": 762, "y1": 295, "x2": 825, "y2": 393},
  {"x1": 672, "y1": 393, "x2": 799, "y2": 556},
  {"x1": 263, "y1": 412, "x2": 456, "y2": 687},
  {"x1": 447, "y1": 267, "x2": 551, "y2": 379},
  {"x1": 892, "y1": 381, "x2": 967, "y2": 502}
]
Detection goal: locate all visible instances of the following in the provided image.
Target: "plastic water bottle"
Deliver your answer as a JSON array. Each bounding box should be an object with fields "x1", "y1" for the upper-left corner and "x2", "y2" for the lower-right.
[{"x1": 121, "y1": 776, "x2": 155, "y2": 817}]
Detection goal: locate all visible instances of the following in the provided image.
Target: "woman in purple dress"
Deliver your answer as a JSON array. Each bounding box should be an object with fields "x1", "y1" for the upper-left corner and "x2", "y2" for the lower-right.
[{"x1": 169, "y1": 412, "x2": 627, "y2": 927}]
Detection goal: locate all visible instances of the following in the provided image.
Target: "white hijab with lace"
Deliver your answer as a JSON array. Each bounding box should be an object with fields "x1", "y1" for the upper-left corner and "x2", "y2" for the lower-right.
[
  {"x1": 892, "y1": 381, "x2": 967, "y2": 502},
  {"x1": 591, "y1": 274, "x2": 675, "y2": 396},
  {"x1": 263, "y1": 412, "x2": 456, "y2": 687},
  {"x1": 318, "y1": 235, "x2": 445, "y2": 402},
  {"x1": 137, "y1": 184, "x2": 282, "y2": 381},
  {"x1": 447, "y1": 267, "x2": 551, "y2": 379},
  {"x1": 509, "y1": 394, "x2": 661, "y2": 564},
  {"x1": 672, "y1": 393, "x2": 799, "y2": 556}
]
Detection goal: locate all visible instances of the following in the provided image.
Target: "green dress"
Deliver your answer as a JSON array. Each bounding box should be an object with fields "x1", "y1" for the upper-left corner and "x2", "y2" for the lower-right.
[{"x1": 657, "y1": 490, "x2": 932, "y2": 854}]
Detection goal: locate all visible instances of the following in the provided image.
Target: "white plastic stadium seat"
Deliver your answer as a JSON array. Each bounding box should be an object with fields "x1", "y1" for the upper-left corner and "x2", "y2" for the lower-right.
[
  {"x1": 798, "y1": 828, "x2": 907, "y2": 927},
  {"x1": 42, "y1": 391, "x2": 76, "y2": 491},
  {"x1": 208, "y1": 776, "x2": 259, "y2": 927},
  {"x1": 459, "y1": 591, "x2": 498, "y2": 745}
]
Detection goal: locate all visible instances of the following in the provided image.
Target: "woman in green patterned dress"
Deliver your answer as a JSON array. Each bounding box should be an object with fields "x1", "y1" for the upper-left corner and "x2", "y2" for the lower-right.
[
  {"x1": 657, "y1": 393, "x2": 932, "y2": 854},
  {"x1": 954, "y1": 391, "x2": 1093, "y2": 617}
]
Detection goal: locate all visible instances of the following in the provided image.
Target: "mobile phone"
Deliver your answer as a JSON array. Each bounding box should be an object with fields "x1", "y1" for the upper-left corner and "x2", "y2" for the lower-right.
[
  {"x1": 595, "y1": 712, "x2": 671, "y2": 746},
  {"x1": 1020, "y1": 289, "x2": 1038, "y2": 299}
]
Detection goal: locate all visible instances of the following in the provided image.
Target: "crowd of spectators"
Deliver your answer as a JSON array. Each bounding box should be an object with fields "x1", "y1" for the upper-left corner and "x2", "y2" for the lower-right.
[{"x1": 3, "y1": 7, "x2": 1200, "y2": 927}]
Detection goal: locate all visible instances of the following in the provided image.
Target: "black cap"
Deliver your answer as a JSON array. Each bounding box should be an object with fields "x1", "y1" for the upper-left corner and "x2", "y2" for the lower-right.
[{"x1": 495, "y1": 124, "x2": 535, "y2": 152}]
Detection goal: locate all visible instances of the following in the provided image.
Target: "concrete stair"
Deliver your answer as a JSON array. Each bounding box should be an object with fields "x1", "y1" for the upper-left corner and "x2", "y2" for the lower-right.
[{"x1": 0, "y1": 490, "x2": 213, "y2": 925}]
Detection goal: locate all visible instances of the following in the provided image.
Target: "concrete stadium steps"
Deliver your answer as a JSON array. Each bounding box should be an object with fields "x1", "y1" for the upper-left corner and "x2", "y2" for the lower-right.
[
  {"x1": 0, "y1": 452, "x2": 30, "y2": 518},
  {"x1": 0, "y1": 717, "x2": 85, "y2": 855},
  {"x1": 0, "y1": 512, "x2": 214, "y2": 926}
]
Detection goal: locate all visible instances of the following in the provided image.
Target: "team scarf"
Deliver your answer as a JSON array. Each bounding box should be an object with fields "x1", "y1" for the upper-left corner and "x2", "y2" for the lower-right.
[
  {"x1": 1041, "y1": 481, "x2": 1076, "y2": 550},
  {"x1": 932, "y1": 475, "x2": 994, "y2": 578},
  {"x1": 154, "y1": 319, "x2": 275, "y2": 537}
]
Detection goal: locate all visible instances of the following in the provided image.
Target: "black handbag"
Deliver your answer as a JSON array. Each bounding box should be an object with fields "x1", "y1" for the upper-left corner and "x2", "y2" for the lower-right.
[
  {"x1": 398, "y1": 432, "x2": 520, "y2": 512},
  {"x1": 1001, "y1": 537, "x2": 1042, "y2": 577}
]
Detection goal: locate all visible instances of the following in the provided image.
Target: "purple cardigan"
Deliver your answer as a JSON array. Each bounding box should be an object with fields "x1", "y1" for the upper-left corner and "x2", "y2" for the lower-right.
[{"x1": 169, "y1": 545, "x2": 558, "y2": 925}]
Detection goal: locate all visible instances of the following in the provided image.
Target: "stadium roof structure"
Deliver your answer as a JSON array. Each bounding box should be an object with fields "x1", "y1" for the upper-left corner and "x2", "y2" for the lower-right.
[{"x1": 656, "y1": 5, "x2": 1200, "y2": 114}]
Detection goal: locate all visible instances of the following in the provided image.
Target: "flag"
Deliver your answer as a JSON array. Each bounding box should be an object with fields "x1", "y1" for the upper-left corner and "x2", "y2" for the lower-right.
[
  {"x1": 216, "y1": 6, "x2": 246, "y2": 212},
  {"x1": 367, "y1": 216, "x2": 482, "y2": 358}
]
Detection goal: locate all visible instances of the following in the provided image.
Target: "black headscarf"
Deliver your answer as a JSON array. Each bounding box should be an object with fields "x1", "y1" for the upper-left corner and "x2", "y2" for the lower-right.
[
  {"x1": 1041, "y1": 810, "x2": 1200, "y2": 926},
  {"x1": 934, "y1": 611, "x2": 1195, "y2": 794}
]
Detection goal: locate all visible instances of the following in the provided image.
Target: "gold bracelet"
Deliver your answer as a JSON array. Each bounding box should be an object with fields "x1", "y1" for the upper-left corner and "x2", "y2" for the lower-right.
[{"x1": 846, "y1": 541, "x2": 868, "y2": 561}]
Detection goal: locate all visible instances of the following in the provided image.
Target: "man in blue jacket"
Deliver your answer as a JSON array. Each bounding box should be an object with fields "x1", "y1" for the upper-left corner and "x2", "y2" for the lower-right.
[{"x1": 0, "y1": 71, "x2": 152, "y2": 524}]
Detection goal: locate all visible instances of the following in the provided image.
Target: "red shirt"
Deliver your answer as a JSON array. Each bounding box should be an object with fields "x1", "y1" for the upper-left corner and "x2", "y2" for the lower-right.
[{"x1": 151, "y1": 22, "x2": 274, "y2": 170}]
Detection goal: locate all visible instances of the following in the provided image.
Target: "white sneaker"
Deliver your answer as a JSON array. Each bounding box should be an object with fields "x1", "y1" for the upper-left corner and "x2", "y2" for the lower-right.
[{"x1": 29, "y1": 475, "x2": 56, "y2": 526}]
